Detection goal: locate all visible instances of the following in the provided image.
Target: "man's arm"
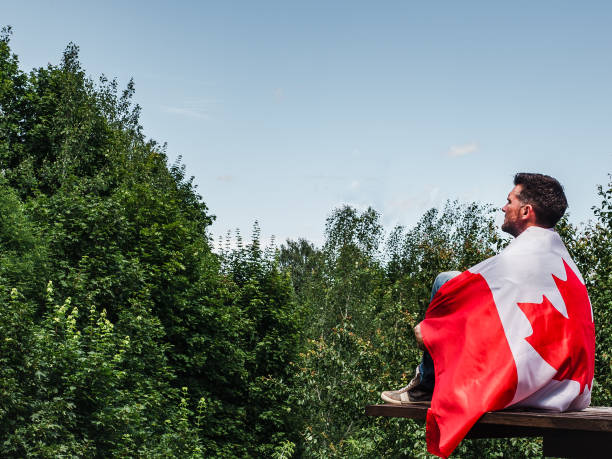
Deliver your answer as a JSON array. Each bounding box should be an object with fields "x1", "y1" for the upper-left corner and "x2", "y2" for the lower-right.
[{"x1": 414, "y1": 322, "x2": 425, "y2": 350}]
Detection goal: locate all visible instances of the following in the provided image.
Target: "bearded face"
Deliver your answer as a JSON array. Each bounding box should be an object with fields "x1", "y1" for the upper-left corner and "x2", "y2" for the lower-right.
[{"x1": 501, "y1": 185, "x2": 526, "y2": 237}]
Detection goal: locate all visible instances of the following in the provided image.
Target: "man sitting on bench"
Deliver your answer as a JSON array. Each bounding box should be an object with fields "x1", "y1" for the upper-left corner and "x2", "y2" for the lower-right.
[{"x1": 379, "y1": 173, "x2": 595, "y2": 458}]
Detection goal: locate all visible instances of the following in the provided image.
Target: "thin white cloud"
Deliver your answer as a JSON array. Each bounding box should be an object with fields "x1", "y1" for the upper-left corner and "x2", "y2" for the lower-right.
[
  {"x1": 447, "y1": 142, "x2": 478, "y2": 157},
  {"x1": 163, "y1": 99, "x2": 216, "y2": 119},
  {"x1": 273, "y1": 88, "x2": 285, "y2": 100},
  {"x1": 164, "y1": 106, "x2": 210, "y2": 119},
  {"x1": 216, "y1": 175, "x2": 234, "y2": 182},
  {"x1": 384, "y1": 186, "x2": 440, "y2": 214},
  {"x1": 305, "y1": 174, "x2": 380, "y2": 182},
  {"x1": 349, "y1": 180, "x2": 360, "y2": 191}
]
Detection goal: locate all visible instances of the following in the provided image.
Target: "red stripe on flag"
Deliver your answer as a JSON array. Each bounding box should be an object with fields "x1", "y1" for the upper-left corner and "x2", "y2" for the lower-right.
[{"x1": 421, "y1": 271, "x2": 518, "y2": 458}]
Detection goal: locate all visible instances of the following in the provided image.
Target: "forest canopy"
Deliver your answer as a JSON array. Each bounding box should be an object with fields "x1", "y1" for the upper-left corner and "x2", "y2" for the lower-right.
[{"x1": 0, "y1": 28, "x2": 610, "y2": 457}]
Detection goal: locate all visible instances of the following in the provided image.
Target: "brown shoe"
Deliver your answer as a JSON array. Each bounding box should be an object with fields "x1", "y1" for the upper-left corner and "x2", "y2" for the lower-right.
[{"x1": 380, "y1": 367, "x2": 432, "y2": 405}]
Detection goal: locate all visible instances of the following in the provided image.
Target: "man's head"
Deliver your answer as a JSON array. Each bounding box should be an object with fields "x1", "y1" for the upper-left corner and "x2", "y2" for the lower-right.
[{"x1": 501, "y1": 173, "x2": 568, "y2": 237}]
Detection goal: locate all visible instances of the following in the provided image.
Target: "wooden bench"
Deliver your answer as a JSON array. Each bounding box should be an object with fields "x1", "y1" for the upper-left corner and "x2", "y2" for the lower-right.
[{"x1": 365, "y1": 404, "x2": 612, "y2": 458}]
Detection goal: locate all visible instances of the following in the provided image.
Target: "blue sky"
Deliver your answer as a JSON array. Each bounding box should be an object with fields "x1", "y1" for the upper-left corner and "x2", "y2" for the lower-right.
[{"x1": 6, "y1": 1, "x2": 612, "y2": 246}]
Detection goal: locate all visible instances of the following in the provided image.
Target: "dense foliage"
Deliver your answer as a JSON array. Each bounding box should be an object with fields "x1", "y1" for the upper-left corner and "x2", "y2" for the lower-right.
[
  {"x1": 0, "y1": 28, "x2": 298, "y2": 457},
  {"x1": 0, "y1": 28, "x2": 610, "y2": 457}
]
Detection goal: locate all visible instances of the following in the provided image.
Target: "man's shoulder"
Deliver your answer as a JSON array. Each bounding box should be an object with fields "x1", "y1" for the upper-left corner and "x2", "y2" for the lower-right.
[
  {"x1": 469, "y1": 226, "x2": 584, "y2": 287},
  {"x1": 501, "y1": 226, "x2": 564, "y2": 257}
]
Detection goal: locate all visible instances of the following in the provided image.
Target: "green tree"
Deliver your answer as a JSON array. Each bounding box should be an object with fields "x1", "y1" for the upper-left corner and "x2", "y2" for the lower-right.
[
  {"x1": 0, "y1": 30, "x2": 255, "y2": 456},
  {"x1": 559, "y1": 177, "x2": 612, "y2": 406},
  {"x1": 220, "y1": 226, "x2": 301, "y2": 457},
  {"x1": 588, "y1": 177, "x2": 612, "y2": 405}
]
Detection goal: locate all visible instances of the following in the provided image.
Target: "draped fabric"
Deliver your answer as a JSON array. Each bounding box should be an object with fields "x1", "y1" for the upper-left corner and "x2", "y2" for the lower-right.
[{"x1": 421, "y1": 227, "x2": 594, "y2": 458}]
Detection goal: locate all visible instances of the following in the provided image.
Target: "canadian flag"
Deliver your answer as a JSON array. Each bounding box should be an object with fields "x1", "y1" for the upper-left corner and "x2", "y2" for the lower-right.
[{"x1": 420, "y1": 226, "x2": 595, "y2": 458}]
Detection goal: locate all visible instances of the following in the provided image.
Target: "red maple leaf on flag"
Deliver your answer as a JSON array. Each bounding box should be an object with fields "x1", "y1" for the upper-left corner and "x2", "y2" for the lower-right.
[{"x1": 517, "y1": 260, "x2": 595, "y2": 394}]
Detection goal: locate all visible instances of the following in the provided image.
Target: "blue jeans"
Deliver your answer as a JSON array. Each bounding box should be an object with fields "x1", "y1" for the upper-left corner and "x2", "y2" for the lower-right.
[{"x1": 418, "y1": 271, "x2": 461, "y2": 391}]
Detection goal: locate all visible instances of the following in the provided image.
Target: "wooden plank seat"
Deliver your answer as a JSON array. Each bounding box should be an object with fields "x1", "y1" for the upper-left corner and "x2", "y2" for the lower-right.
[{"x1": 365, "y1": 404, "x2": 612, "y2": 458}]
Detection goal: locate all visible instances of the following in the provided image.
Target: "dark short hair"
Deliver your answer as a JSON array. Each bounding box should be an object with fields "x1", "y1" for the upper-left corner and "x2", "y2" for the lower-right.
[{"x1": 513, "y1": 173, "x2": 568, "y2": 227}]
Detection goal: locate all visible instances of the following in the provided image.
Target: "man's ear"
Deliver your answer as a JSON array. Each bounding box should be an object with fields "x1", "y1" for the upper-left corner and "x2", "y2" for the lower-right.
[
  {"x1": 521, "y1": 204, "x2": 531, "y2": 216},
  {"x1": 522, "y1": 204, "x2": 536, "y2": 221}
]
